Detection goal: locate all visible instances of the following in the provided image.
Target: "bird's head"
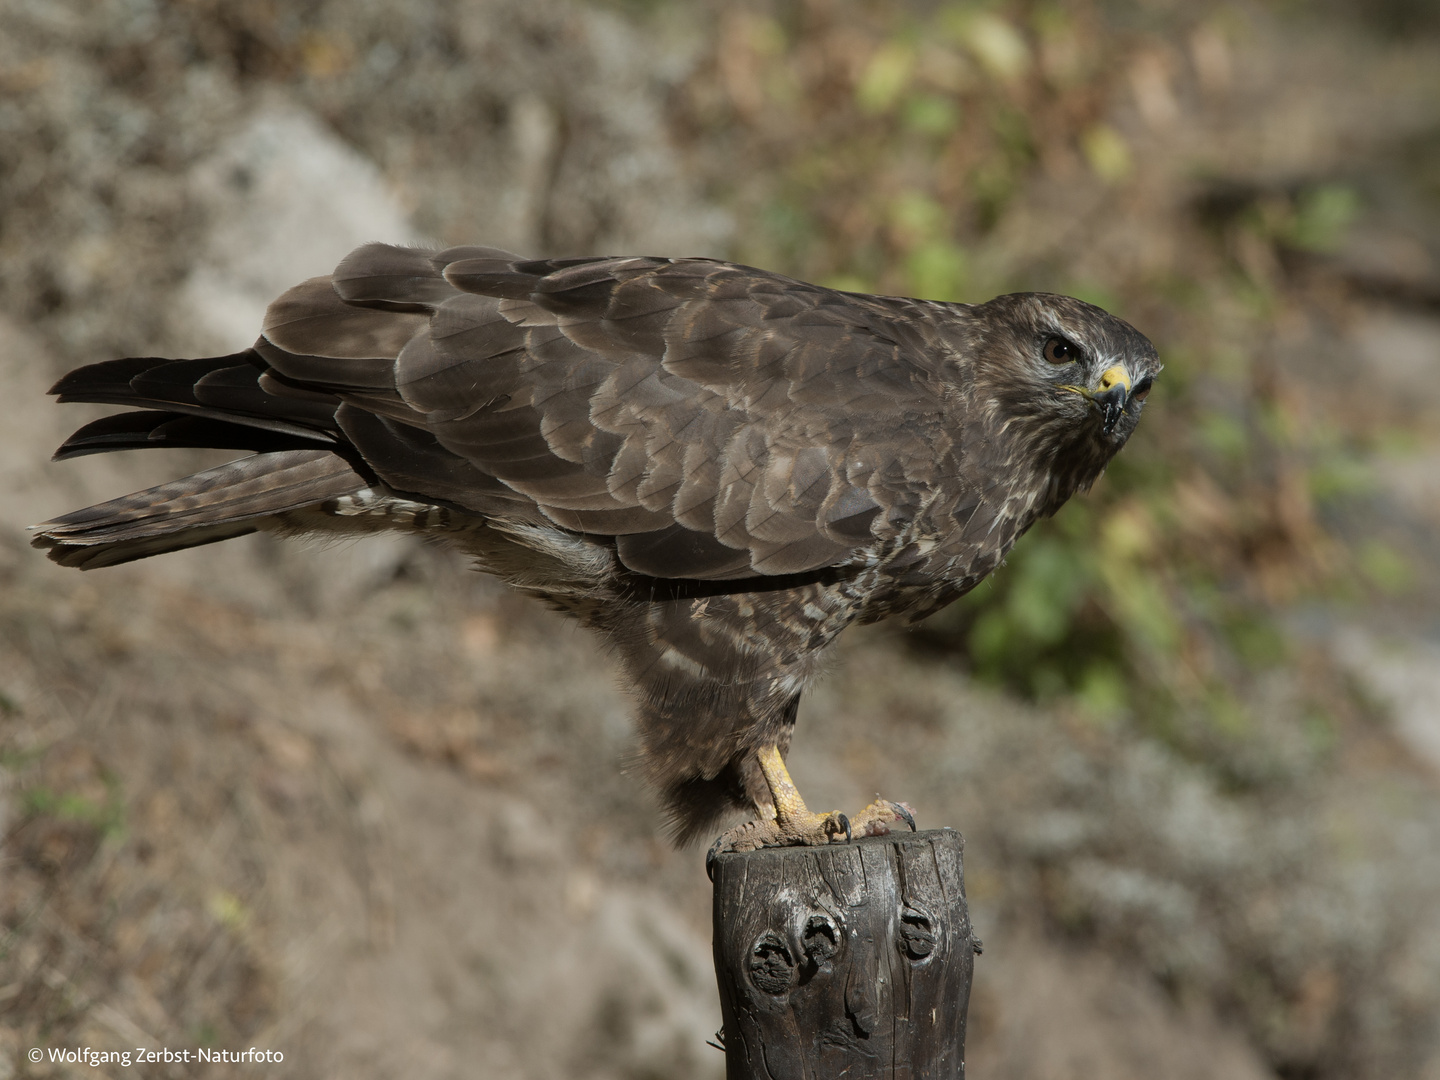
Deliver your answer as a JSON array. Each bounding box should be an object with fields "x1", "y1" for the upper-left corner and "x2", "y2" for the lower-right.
[{"x1": 962, "y1": 292, "x2": 1161, "y2": 504}]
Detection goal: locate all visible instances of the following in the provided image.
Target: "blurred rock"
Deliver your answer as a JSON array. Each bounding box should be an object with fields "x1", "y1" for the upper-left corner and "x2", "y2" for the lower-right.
[
  {"x1": 180, "y1": 103, "x2": 422, "y2": 353},
  {"x1": 1334, "y1": 628, "x2": 1440, "y2": 774},
  {"x1": 969, "y1": 932, "x2": 1273, "y2": 1080}
]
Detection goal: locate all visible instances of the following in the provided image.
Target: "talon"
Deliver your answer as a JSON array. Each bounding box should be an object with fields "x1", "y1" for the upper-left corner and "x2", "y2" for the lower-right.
[
  {"x1": 890, "y1": 801, "x2": 917, "y2": 832},
  {"x1": 837, "y1": 813, "x2": 851, "y2": 843}
]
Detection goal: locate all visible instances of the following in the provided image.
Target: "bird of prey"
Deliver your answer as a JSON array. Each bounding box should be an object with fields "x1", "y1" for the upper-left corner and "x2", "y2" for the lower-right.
[{"x1": 32, "y1": 244, "x2": 1159, "y2": 855}]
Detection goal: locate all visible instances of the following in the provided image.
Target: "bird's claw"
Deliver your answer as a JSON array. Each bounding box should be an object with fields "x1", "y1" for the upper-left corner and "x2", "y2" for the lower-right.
[{"x1": 851, "y1": 797, "x2": 917, "y2": 837}]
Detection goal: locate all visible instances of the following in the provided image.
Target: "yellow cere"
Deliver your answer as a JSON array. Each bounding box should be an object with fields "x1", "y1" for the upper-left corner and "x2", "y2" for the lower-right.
[{"x1": 1099, "y1": 365, "x2": 1132, "y2": 395}]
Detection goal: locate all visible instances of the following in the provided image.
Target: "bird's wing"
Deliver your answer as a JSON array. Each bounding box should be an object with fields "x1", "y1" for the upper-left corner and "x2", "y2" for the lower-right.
[{"x1": 259, "y1": 243, "x2": 969, "y2": 579}]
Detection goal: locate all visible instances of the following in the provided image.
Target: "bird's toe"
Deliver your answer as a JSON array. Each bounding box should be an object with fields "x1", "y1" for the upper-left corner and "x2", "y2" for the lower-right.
[
  {"x1": 851, "y1": 797, "x2": 918, "y2": 837},
  {"x1": 776, "y1": 808, "x2": 850, "y2": 847},
  {"x1": 706, "y1": 816, "x2": 783, "y2": 875}
]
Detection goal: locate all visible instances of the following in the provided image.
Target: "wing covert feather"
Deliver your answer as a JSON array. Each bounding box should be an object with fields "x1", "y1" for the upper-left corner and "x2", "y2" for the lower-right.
[{"x1": 259, "y1": 244, "x2": 967, "y2": 579}]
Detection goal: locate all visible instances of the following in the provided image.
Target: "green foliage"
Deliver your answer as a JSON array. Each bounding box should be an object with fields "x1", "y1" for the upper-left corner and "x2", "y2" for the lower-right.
[
  {"x1": 902, "y1": 93, "x2": 961, "y2": 137},
  {"x1": 905, "y1": 240, "x2": 969, "y2": 301},
  {"x1": 1081, "y1": 124, "x2": 1133, "y2": 183},
  {"x1": 1356, "y1": 539, "x2": 1413, "y2": 595},
  {"x1": 1283, "y1": 184, "x2": 1361, "y2": 253},
  {"x1": 856, "y1": 40, "x2": 915, "y2": 114}
]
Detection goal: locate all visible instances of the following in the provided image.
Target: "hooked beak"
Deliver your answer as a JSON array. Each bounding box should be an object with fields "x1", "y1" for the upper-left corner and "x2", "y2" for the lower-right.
[
  {"x1": 1062, "y1": 365, "x2": 1132, "y2": 434},
  {"x1": 1093, "y1": 365, "x2": 1132, "y2": 434}
]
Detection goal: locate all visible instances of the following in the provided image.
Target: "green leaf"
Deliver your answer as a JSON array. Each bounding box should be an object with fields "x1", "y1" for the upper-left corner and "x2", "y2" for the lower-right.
[
  {"x1": 948, "y1": 11, "x2": 1030, "y2": 81},
  {"x1": 858, "y1": 41, "x2": 916, "y2": 114},
  {"x1": 1081, "y1": 124, "x2": 1133, "y2": 183},
  {"x1": 1285, "y1": 184, "x2": 1360, "y2": 253},
  {"x1": 902, "y1": 93, "x2": 961, "y2": 136}
]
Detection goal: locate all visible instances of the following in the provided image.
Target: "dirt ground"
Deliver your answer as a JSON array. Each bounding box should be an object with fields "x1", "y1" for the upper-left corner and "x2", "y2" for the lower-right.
[{"x1": 2, "y1": 2, "x2": 1440, "y2": 1079}]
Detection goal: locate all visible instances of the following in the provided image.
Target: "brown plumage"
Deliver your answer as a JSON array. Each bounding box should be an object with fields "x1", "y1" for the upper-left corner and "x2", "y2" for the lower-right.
[{"x1": 32, "y1": 243, "x2": 1160, "y2": 848}]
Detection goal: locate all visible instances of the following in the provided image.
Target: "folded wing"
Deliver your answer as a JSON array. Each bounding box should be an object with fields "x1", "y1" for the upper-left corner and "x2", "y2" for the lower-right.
[{"x1": 41, "y1": 243, "x2": 971, "y2": 580}]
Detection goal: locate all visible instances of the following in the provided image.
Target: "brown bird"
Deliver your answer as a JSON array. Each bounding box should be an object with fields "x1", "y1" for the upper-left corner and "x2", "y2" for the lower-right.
[{"x1": 32, "y1": 244, "x2": 1159, "y2": 858}]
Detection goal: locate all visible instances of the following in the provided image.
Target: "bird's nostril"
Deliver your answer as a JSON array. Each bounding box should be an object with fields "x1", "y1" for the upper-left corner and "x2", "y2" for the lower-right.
[{"x1": 1098, "y1": 365, "x2": 1131, "y2": 395}]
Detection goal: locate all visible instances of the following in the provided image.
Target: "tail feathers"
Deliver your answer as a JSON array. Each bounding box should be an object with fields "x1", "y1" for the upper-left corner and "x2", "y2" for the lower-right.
[
  {"x1": 31, "y1": 449, "x2": 367, "y2": 569},
  {"x1": 53, "y1": 410, "x2": 330, "y2": 461},
  {"x1": 51, "y1": 351, "x2": 341, "y2": 441}
]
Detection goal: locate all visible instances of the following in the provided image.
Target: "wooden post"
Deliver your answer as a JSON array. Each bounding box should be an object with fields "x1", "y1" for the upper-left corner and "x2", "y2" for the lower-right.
[{"x1": 710, "y1": 829, "x2": 976, "y2": 1080}]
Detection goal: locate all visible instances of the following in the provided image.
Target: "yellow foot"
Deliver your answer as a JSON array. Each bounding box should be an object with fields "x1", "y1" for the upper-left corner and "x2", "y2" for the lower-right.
[
  {"x1": 705, "y1": 745, "x2": 917, "y2": 875},
  {"x1": 714, "y1": 804, "x2": 851, "y2": 854}
]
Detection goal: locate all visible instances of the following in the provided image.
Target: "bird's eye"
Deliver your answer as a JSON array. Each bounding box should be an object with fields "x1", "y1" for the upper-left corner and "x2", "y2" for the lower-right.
[
  {"x1": 1044, "y1": 337, "x2": 1079, "y2": 365},
  {"x1": 1132, "y1": 376, "x2": 1153, "y2": 403}
]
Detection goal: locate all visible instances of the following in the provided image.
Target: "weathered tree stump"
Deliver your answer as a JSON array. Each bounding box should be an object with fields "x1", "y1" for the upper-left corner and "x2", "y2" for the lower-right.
[{"x1": 711, "y1": 828, "x2": 976, "y2": 1079}]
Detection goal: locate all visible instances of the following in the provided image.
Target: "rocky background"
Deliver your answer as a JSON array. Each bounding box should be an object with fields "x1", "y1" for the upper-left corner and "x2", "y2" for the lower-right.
[{"x1": 2, "y1": 2, "x2": 1439, "y2": 1078}]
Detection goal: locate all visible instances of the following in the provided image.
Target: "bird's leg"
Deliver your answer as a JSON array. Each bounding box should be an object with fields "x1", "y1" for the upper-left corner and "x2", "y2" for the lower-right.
[
  {"x1": 757, "y1": 744, "x2": 851, "y2": 845},
  {"x1": 707, "y1": 745, "x2": 847, "y2": 856},
  {"x1": 707, "y1": 746, "x2": 917, "y2": 867}
]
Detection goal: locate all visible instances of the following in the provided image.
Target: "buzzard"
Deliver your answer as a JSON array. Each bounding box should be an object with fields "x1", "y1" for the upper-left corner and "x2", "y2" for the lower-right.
[{"x1": 32, "y1": 244, "x2": 1159, "y2": 856}]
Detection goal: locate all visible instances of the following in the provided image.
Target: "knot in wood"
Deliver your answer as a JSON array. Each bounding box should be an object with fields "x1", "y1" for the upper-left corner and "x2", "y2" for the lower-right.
[
  {"x1": 802, "y1": 914, "x2": 839, "y2": 965},
  {"x1": 898, "y1": 904, "x2": 936, "y2": 961},
  {"x1": 748, "y1": 932, "x2": 796, "y2": 995}
]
